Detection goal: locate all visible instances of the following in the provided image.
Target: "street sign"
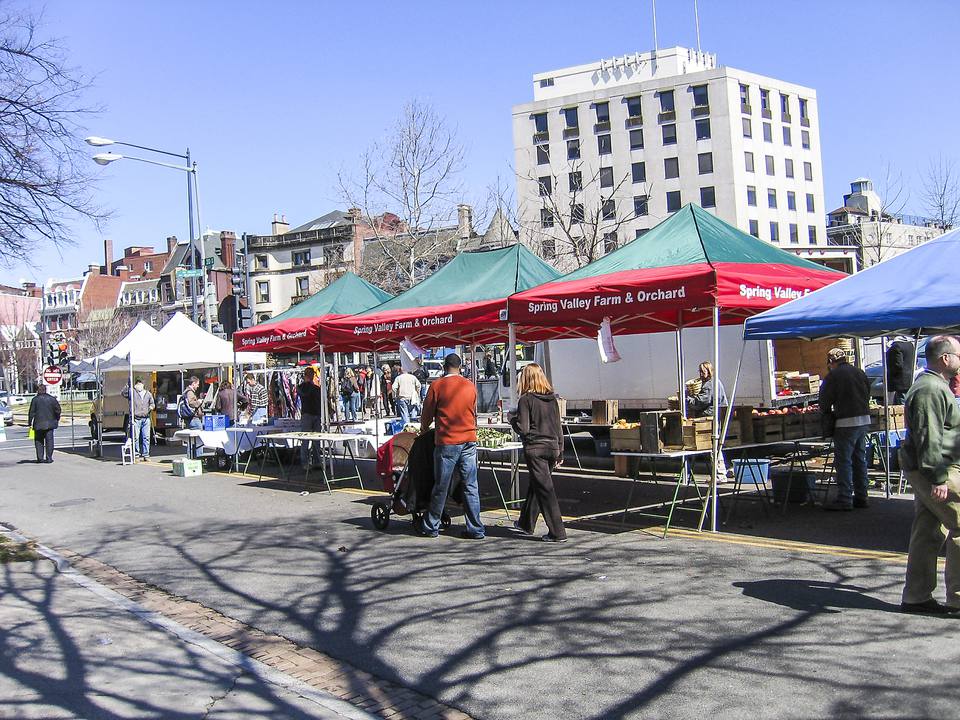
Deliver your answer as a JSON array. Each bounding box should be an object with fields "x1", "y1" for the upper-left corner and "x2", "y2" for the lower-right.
[
  {"x1": 176, "y1": 268, "x2": 204, "y2": 279},
  {"x1": 204, "y1": 257, "x2": 215, "y2": 269},
  {"x1": 42, "y1": 366, "x2": 63, "y2": 385}
]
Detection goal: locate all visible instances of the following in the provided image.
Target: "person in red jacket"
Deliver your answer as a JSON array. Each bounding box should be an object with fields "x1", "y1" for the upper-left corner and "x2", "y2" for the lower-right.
[{"x1": 419, "y1": 353, "x2": 483, "y2": 539}]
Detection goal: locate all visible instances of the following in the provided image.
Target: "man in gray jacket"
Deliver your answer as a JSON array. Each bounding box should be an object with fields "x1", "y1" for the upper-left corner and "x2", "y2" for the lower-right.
[
  {"x1": 900, "y1": 335, "x2": 960, "y2": 615},
  {"x1": 28, "y1": 385, "x2": 61, "y2": 463},
  {"x1": 123, "y1": 377, "x2": 156, "y2": 459}
]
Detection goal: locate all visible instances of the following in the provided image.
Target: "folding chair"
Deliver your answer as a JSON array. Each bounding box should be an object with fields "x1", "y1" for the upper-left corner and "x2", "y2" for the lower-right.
[{"x1": 121, "y1": 439, "x2": 134, "y2": 465}]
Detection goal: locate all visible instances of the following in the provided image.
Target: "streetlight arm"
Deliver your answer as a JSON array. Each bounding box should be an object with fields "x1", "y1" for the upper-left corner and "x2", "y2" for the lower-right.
[
  {"x1": 93, "y1": 152, "x2": 192, "y2": 173},
  {"x1": 112, "y1": 140, "x2": 188, "y2": 160}
]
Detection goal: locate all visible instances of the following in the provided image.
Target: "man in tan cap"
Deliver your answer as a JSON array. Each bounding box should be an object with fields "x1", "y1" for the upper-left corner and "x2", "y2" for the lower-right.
[{"x1": 818, "y1": 347, "x2": 872, "y2": 510}]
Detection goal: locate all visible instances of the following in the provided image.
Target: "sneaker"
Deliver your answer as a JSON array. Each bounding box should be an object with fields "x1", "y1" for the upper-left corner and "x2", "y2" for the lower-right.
[
  {"x1": 414, "y1": 519, "x2": 438, "y2": 538},
  {"x1": 542, "y1": 534, "x2": 568, "y2": 543},
  {"x1": 507, "y1": 522, "x2": 533, "y2": 536},
  {"x1": 853, "y1": 497, "x2": 870, "y2": 509},
  {"x1": 900, "y1": 599, "x2": 949, "y2": 616}
]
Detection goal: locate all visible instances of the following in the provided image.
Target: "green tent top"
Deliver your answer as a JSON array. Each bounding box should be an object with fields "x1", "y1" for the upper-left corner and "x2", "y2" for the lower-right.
[{"x1": 232, "y1": 272, "x2": 392, "y2": 353}]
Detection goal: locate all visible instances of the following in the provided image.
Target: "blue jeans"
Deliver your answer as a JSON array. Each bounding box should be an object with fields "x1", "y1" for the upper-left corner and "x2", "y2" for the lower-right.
[
  {"x1": 351, "y1": 392, "x2": 362, "y2": 416},
  {"x1": 424, "y1": 442, "x2": 484, "y2": 537},
  {"x1": 396, "y1": 397, "x2": 412, "y2": 426},
  {"x1": 833, "y1": 425, "x2": 869, "y2": 505},
  {"x1": 342, "y1": 395, "x2": 357, "y2": 421},
  {"x1": 300, "y1": 413, "x2": 322, "y2": 466},
  {"x1": 188, "y1": 417, "x2": 202, "y2": 430},
  {"x1": 133, "y1": 418, "x2": 151, "y2": 458}
]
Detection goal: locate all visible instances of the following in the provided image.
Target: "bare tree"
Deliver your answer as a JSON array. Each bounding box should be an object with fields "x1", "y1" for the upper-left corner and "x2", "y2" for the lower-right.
[
  {"x1": 518, "y1": 157, "x2": 643, "y2": 269},
  {"x1": 339, "y1": 100, "x2": 467, "y2": 293},
  {"x1": 74, "y1": 309, "x2": 133, "y2": 358},
  {"x1": 0, "y1": 5, "x2": 104, "y2": 265},
  {"x1": 920, "y1": 155, "x2": 960, "y2": 232},
  {"x1": 0, "y1": 293, "x2": 39, "y2": 393}
]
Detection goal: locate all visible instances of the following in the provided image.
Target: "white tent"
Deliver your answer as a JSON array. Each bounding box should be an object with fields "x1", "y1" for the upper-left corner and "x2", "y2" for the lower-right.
[
  {"x1": 127, "y1": 313, "x2": 266, "y2": 370},
  {"x1": 69, "y1": 320, "x2": 159, "y2": 372}
]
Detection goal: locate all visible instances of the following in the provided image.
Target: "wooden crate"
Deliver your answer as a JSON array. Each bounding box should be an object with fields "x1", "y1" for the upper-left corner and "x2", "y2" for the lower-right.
[
  {"x1": 783, "y1": 415, "x2": 805, "y2": 440},
  {"x1": 682, "y1": 417, "x2": 715, "y2": 451},
  {"x1": 723, "y1": 419, "x2": 742, "y2": 447},
  {"x1": 753, "y1": 416, "x2": 785, "y2": 442},
  {"x1": 614, "y1": 454, "x2": 639, "y2": 478},
  {"x1": 787, "y1": 374, "x2": 821, "y2": 394},
  {"x1": 610, "y1": 428, "x2": 643, "y2": 452},
  {"x1": 870, "y1": 405, "x2": 906, "y2": 432},
  {"x1": 802, "y1": 411, "x2": 823, "y2": 438},
  {"x1": 592, "y1": 400, "x2": 619, "y2": 425},
  {"x1": 734, "y1": 406, "x2": 755, "y2": 444}
]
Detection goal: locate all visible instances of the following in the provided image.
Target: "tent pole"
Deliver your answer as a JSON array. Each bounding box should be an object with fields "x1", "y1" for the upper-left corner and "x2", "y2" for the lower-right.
[
  {"x1": 711, "y1": 306, "x2": 720, "y2": 533},
  {"x1": 95, "y1": 358, "x2": 102, "y2": 457},
  {"x1": 508, "y1": 324, "x2": 518, "y2": 412},
  {"x1": 470, "y1": 343, "x2": 477, "y2": 387},
  {"x1": 676, "y1": 312, "x2": 686, "y2": 419},
  {"x1": 881, "y1": 335, "x2": 890, "y2": 499},
  {"x1": 128, "y1": 352, "x2": 135, "y2": 465},
  {"x1": 372, "y1": 349, "x2": 380, "y2": 453},
  {"x1": 319, "y1": 344, "x2": 328, "y2": 431}
]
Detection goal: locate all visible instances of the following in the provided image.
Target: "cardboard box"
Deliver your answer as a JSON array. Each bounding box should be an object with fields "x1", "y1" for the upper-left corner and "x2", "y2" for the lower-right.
[
  {"x1": 173, "y1": 458, "x2": 202, "y2": 477},
  {"x1": 787, "y1": 374, "x2": 821, "y2": 394},
  {"x1": 591, "y1": 400, "x2": 619, "y2": 425}
]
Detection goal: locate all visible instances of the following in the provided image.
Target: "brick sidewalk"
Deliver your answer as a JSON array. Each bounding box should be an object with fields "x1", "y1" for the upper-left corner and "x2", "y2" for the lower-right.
[{"x1": 57, "y1": 548, "x2": 473, "y2": 720}]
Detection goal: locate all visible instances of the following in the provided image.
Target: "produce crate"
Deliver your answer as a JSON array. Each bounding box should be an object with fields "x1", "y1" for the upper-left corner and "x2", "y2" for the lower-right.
[
  {"x1": 610, "y1": 428, "x2": 643, "y2": 452},
  {"x1": 640, "y1": 410, "x2": 676, "y2": 453},
  {"x1": 592, "y1": 400, "x2": 619, "y2": 425},
  {"x1": 723, "y1": 418, "x2": 742, "y2": 447},
  {"x1": 681, "y1": 417, "x2": 715, "y2": 451},
  {"x1": 173, "y1": 458, "x2": 203, "y2": 477},
  {"x1": 870, "y1": 406, "x2": 906, "y2": 432},
  {"x1": 614, "y1": 454, "x2": 639, "y2": 478},
  {"x1": 203, "y1": 414, "x2": 227, "y2": 431},
  {"x1": 787, "y1": 374, "x2": 821, "y2": 394},
  {"x1": 802, "y1": 411, "x2": 823, "y2": 438},
  {"x1": 783, "y1": 415, "x2": 805, "y2": 440},
  {"x1": 753, "y1": 416, "x2": 785, "y2": 443},
  {"x1": 734, "y1": 406, "x2": 755, "y2": 444}
]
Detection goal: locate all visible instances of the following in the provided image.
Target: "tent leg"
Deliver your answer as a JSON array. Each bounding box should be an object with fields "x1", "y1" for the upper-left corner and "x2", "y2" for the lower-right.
[
  {"x1": 711, "y1": 306, "x2": 720, "y2": 533},
  {"x1": 508, "y1": 324, "x2": 518, "y2": 412},
  {"x1": 372, "y1": 350, "x2": 380, "y2": 452},
  {"x1": 319, "y1": 344, "x2": 328, "y2": 431},
  {"x1": 881, "y1": 336, "x2": 890, "y2": 499},
  {"x1": 128, "y1": 353, "x2": 135, "y2": 465},
  {"x1": 676, "y1": 312, "x2": 686, "y2": 420}
]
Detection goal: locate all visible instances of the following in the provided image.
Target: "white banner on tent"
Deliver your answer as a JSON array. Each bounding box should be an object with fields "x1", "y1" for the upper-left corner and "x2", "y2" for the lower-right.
[{"x1": 597, "y1": 317, "x2": 622, "y2": 363}]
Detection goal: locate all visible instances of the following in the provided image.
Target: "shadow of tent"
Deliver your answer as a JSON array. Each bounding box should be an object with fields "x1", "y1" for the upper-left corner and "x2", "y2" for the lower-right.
[{"x1": 733, "y1": 579, "x2": 901, "y2": 614}]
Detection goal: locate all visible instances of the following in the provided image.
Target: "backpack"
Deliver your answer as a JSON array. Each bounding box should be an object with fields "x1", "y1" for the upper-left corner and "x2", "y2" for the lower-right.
[
  {"x1": 177, "y1": 394, "x2": 196, "y2": 421},
  {"x1": 340, "y1": 376, "x2": 355, "y2": 397}
]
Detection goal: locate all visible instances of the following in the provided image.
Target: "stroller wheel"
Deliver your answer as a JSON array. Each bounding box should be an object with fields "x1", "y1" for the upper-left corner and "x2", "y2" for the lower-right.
[
  {"x1": 371, "y1": 503, "x2": 390, "y2": 530},
  {"x1": 440, "y1": 512, "x2": 452, "y2": 530}
]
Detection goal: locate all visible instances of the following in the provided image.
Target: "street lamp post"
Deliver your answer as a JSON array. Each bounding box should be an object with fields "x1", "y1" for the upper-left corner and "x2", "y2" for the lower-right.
[{"x1": 86, "y1": 137, "x2": 209, "y2": 330}]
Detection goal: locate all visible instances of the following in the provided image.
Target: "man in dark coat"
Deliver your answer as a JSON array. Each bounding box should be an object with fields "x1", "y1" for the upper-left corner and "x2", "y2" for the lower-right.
[{"x1": 28, "y1": 385, "x2": 61, "y2": 463}]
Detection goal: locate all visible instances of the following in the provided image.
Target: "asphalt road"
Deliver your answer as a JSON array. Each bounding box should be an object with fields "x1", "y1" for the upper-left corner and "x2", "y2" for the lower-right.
[{"x1": 1, "y1": 441, "x2": 958, "y2": 719}]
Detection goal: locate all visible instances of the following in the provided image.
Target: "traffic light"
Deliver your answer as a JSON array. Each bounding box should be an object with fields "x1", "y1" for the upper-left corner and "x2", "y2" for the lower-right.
[
  {"x1": 238, "y1": 307, "x2": 253, "y2": 329},
  {"x1": 57, "y1": 341, "x2": 69, "y2": 366},
  {"x1": 231, "y1": 267, "x2": 244, "y2": 297}
]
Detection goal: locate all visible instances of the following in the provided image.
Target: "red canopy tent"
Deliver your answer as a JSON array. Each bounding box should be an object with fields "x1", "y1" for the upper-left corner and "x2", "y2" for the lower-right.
[{"x1": 507, "y1": 205, "x2": 845, "y2": 531}]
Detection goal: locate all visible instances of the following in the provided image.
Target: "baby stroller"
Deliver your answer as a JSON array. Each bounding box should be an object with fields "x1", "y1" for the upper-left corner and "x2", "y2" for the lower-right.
[{"x1": 371, "y1": 429, "x2": 455, "y2": 531}]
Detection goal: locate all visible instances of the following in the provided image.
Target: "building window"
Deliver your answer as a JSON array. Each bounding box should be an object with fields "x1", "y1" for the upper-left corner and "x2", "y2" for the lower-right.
[
  {"x1": 562, "y1": 107, "x2": 579, "y2": 129},
  {"x1": 143, "y1": 261, "x2": 152, "y2": 272},
  {"x1": 804, "y1": 162, "x2": 813, "y2": 181},
  {"x1": 692, "y1": 84, "x2": 709, "y2": 107},
  {"x1": 629, "y1": 128, "x2": 644, "y2": 150},
  {"x1": 697, "y1": 152, "x2": 713, "y2": 175},
  {"x1": 594, "y1": 101, "x2": 610, "y2": 123},
  {"x1": 571, "y1": 203, "x2": 584, "y2": 224},
  {"x1": 626, "y1": 95, "x2": 642, "y2": 118},
  {"x1": 801, "y1": 130, "x2": 811, "y2": 149},
  {"x1": 787, "y1": 191, "x2": 796, "y2": 211},
  {"x1": 533, "y1": 112, "x2": 548, "y2": 134},
  {"x1": 599, "y1": 166, "x2": 614, "y2": 188},
  {"x1": 749, "y1": 219, "x2": 759, "y2": 237},
  {"x1": 806, "y1": 193, "x2": 815, "y2": 212},
  {"x1": 631, "y1": 161, "x2": 646, "y2": 183},
  {"x1": 769, "y1": 222, "x2": 780, "y2": 242},
  {"x1": 695, "y1": 118, "x2": 711, "y2": 140},
  {"x1": 539, "y1": 78, "x2": 554, "y2": 88},
  {"x1": 760, "y1": 88, "x2": 771, "y2": 114},
  {"x1": 540, "y1": 208, "x2": 554, "y2": 228},
  {"x1": 745, "y1": 151, "x2": 755, "y2": 173},
  {"x1": 789, "y1": 223, "x2": 799, "y2": 244},
  {"x1": 597, "y1": 134, "x2": 612, "y2": 155},
  {"x1": 659, "y1": 89, "x2": 675, "y2": 113},
  {"x1": 292, "y1": 250, "x2": 311, "y2": 266},
  {"x1": 762, "y1": 122, "x2": 772, "y2": 142},
  {"x1": 739, "y1": 83, "x2": 750, "y2": 112},
  {"x1": 808, "y1": 225, "x2": 817, "y2": 244},
  {"x1": 567, "y1": 139, "x2": 580, "y2": 160},
  {"x1": 747, "y1": 186, "x2": 757, "y2": 206},
  {"x1": 601, "y1": 199, "x2": 616, "y2": 220},
  {"x1": 635, "y1": 228, "x2": 650, "y2": 239},
  {"x1": 666, "y1": 190, "x2": 682, "y2": 213},
  {"x1": 536, "y1": 144, "x2": 550, "y2": 165},
  {"x1": 634, "y1": 195, "x2": 649, "y2": 216},
  {"x1": 297, "y1": 276, "x2": 310, "y2": 295},
  {"x1": 785, "y1": 159, "x2": 794, "y2": 178},
  {"x1": 255, "y1": 254, "x2": 267, "y2": 270},
  {"x1": 569, "y1": 171, "x2": 582, "y2": 192},
  {"x1": 542, "y1": 237, "x2": 556, "y2": 258},
  {"x1": 782, "y1": 126, "x2": 792, "y2": 146},
  {"x1": 767, "y1": 189, "x2": 777, "y2": 209},
  {"x1": 700, "y1": 186, "x2": 716, "y2": 208},
  {"x1": 742, "y1": 117, "x2": 752, "y2": 138},
  {"x1": 662, "y1": 124, "x2": 677, "y2": 145},
  {"x1": 256, "y1": 281, "x2": 270, "y2": 303},
  {"x1": 765, "y1": 155, "x2": 775, "y2": 176},
  {"x1": 257, "y1": 313, "x2": 272, "y2": 323},
  {"x1": 781, "y1": 93, "x2": 791, "y2": 121},
  {"x1": 664, "y1": 157, "x2": 680, "y2": 179},
  {"x1": 538, "y1": 176, "x2": 552, "y2": 196},
  {"x1": 603, "y1": 232, "x2": 618, "y2": 253},
  {"x1": 799, "y1": 97, "x2": 809, "y2": 124}
]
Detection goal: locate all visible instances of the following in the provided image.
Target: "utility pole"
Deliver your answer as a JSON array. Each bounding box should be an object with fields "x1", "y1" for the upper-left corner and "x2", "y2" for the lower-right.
[{"x1": 186, "y1": 148, "x2": 198, "y2": 324}]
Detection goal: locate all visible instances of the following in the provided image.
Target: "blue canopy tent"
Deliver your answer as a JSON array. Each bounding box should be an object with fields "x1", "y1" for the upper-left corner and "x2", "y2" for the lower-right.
[
  {"x1": 743, "y1": 228, "x2": 960, "y2": 341},
  {"x1": 742, "y1": 227, "x2": 960, "y2": 498}
]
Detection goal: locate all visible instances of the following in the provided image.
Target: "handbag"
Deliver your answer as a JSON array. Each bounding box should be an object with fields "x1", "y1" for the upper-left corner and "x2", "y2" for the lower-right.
[
  {"x1": 821, "y1": 411, "x2": 836, "y2": 439},
  {"x1": 28, "y1": 427, "x2": 35, "y2": 440}
]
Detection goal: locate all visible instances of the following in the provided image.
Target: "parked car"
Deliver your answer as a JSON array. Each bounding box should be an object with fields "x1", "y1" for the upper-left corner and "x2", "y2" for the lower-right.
[
  {"x1": 422, "y1": 360, "x2": 444, "y2": 379},
  {"x1": 0, "y1": 401, "x2": 13, "y2": 426}
]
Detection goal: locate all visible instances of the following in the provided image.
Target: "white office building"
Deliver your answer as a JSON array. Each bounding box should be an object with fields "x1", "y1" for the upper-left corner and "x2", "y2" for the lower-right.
[{"x1": 512, "y1": 47, "x2": 841, "y2": 269}]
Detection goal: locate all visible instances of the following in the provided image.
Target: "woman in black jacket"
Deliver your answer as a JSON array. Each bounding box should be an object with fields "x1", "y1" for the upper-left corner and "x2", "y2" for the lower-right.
[{"x1": 509, "y1": 363, "x2": 567, "y2": 542}]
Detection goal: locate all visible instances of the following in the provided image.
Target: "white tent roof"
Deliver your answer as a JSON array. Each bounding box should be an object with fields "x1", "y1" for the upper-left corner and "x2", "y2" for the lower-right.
[
  {"x1": 94, "y1": 320, "x2": 159, "y2": 363},
  {"x1": 126, "y1": 313, "x2": 266, "y2": 370}
]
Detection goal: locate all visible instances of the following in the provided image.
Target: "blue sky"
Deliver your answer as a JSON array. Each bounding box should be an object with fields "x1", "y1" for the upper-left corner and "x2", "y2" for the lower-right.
[{"x1": 3, "y1": 0, "x2": 958, "y2": 285}]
